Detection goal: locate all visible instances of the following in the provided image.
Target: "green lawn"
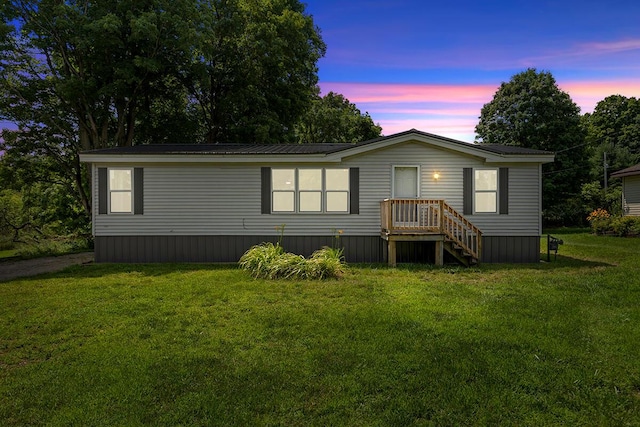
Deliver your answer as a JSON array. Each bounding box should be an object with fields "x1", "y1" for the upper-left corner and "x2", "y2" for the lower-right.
[
  {"x1": 0, "y1": 249, "x2": 18, "y2": 259},
  {"x1": 1, "y1": 232, "x2": 639, "y2": 426}
]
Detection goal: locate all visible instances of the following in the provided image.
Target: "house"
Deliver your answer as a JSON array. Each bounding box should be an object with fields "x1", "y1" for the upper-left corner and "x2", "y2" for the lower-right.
[
  {"x1": 610, "y1": 163, "x2": 640, "y2": 216},
  {"x1": 79, "y1": 129, "x2": 554, "y2": 265}
]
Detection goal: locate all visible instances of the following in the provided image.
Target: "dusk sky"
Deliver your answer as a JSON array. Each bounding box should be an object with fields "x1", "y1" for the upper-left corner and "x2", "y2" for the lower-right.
[{"x1": 305, "y1": 0, "x2": 640, "y2": 142}]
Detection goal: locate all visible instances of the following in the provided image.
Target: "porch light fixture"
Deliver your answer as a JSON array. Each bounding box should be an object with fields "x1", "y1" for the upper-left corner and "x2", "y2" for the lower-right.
[{"x1": 433, "y1": 172, "x2": 440, "y2": 181}]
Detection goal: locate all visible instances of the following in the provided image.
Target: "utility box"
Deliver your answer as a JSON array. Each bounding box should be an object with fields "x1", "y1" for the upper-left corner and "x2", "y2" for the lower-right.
[{"x1": 547, "y1": 235, "x2": 563, "y2": 261}]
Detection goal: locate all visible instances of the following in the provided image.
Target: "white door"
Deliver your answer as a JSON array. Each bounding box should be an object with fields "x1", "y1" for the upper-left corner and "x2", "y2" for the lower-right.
[
  {"x1": 393, "y1": 166, "x2": 419, "y2": 226},
  {"x1": 393, "y1": 166, "x2": 419, "y2": 198}
]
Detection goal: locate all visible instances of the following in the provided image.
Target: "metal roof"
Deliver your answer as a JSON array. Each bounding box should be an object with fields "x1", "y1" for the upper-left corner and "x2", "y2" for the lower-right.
[
  {"x1": 610, "y1": 163, "x2": 640, "y2": 178},
  {"x1": 80, "y1": 129, "x2": 554, "y2": 157},
  {"x1": 82, "y1": 143, "x2": 355, "y2": 155}
]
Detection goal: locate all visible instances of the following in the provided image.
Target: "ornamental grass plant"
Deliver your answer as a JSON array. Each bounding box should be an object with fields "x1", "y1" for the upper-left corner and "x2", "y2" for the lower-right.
[{"x1": 238, "y1": 243, "x2": 345, "y2": 280}]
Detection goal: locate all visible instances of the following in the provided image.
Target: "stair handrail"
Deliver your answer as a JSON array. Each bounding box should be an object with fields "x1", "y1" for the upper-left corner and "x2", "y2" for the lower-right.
[
  {"x1": 380, "y1": 199, "x2": 482, "y2": 261},
  {"x1": 440, "y1": 201, "x2": 482, "y2": 260}
]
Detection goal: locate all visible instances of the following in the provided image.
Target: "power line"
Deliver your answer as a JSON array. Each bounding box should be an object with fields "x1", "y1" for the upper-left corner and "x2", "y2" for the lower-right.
[{"x1": 554, "y1": 142, "x2": 589, "y2": 153}]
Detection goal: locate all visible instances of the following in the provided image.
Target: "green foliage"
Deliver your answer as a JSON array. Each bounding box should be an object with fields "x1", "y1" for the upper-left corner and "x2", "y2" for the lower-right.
[
  {"x1": 307, "y1": 246, "x2": 345, "y2": 279},
  {"x1": 189, "y1": 0, "x2": 326, "y2": 143},
  {"x1": 592, "y1": 216, "x2": 640, "y2": 237},
  {"x1": 0, "y1": 0, "x2": 200, "y2": 220},
  {"x1": 14, "y1": 237, "x2": 91, "y2": 259},
  {"x1": 610, "y1": 216, "x2": 640, "y2": 237},
  {"x1": 583, "y1": 95, "x2": 640, "y2": 183},
  {"x1": 586, "y1": 208, "x2": 640, "y2": 236},
  {"x1": 239, "y1": 243, "x2": 345, "y2": 280},
  {"x1": 238, "y1": 242, "x2": 285, "y2": 278},
  {"x1": 580, "y1": 181, "x2": 623, "y2": 217},
  {"x1": 296, "y1": 92, "x2": 382, "y2": 143},
  {"x1": 475, "y1": 69, "x2": 589, "y2": 224},
  {"x1": 0, "y1": 0, "x2": 327, "y2": 231}
]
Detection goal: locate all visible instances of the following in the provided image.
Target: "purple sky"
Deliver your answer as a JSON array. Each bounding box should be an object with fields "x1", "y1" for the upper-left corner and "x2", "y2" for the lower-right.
[{"x1": 305, "y1": 0, "x2": 640, "y2": 141}]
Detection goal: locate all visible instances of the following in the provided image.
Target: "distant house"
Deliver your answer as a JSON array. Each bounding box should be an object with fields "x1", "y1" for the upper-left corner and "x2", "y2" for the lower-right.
[
  {"x1": 79, "y1": 129, "x2": 554, "y2": 265},
  {"x1": 611, "y1": 163, "x2": 640, "y2": 216}
]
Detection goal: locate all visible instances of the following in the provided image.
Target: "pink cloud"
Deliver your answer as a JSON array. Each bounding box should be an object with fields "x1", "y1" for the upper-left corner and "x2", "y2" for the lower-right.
[
  {"x1": 559, "y1": 79, "x2": 640, "y2": 113},
  {"x1": 321, "y1": 82, "x2": 496, "y2": 104},
  {"x1": 320, "y1": 78, "x2": 640, "y2": 141}
]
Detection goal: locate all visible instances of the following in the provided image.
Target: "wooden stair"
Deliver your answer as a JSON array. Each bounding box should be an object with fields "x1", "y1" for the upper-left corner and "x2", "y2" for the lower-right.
[
  {"x1": 443, "y1": 239, "x2": 478, "y2": 267},
  {"x1": 380, "y1": 199, "x2": 482, "y2": 267}
]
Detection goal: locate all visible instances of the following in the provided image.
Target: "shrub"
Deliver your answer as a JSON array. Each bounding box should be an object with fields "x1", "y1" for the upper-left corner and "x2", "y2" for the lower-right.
[
  {"x1": 14, "y1": 237, "x2": 92, "y2": 259},
  {"x1": 307, "y1": 247, "x2": 345, "y2": 279},
  {"x1": 238, "y1": 242, "x2": 284, "y2": 279},
  {"x1": 587, "y1": 208, "x2": 612, "y2": 235},
  {"x1": 610, "y1": 216, "x2": 640, "y2": 237},
  {"x1": 239, "y1": 243, "x2": 345, "y2": 280}
]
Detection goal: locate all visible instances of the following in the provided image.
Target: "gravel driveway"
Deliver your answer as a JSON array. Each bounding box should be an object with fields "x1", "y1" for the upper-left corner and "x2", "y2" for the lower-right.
[{"x1": 0, "y1": 252, "x2": 94, "y2": 282}]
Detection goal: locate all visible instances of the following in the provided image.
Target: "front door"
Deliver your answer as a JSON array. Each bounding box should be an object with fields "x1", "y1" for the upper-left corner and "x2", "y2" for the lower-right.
[
  {"x1": 393, "y1": 166, "x2": 419, "y2": 198},
  {"x1": 393, "y1": 166, "x2": 419, "y2": 226}
]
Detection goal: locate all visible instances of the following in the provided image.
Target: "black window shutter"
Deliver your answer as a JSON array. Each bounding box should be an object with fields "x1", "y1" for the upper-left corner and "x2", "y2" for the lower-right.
[
  {"x1": 98, "y1": 168, "x2": 108, "y2": 214},
  {"x1": 349, "y1": 167, "x2": 359, "y2": 214},
  {"x1": 463, "y1": 168, "x2": 472, "y2": 215},
  {"x1": 499, "y1": 167, "x2": 509, "y2": 215},
  {"x1": 261, "y1": 167, "x2": 271, "y2": 214},
  {"x1": 134, "y1": 168, "x2": 144, "y2": 215}
]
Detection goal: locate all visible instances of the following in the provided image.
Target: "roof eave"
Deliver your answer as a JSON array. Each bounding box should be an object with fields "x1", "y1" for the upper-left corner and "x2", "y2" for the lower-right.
[{"x1": 79, "y1": 152, "x2": 338, "y2": 164}]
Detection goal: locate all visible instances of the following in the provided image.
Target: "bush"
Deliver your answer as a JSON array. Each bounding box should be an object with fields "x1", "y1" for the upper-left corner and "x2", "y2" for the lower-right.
[
  {"x1": 610, "y1": 216, "x2": 640, "y2": 237},
  {"x1": 238, "y1": 242, "x2": 284, "y2": 279},
  {"x1": 14, "y1": 237, "x2": 92, "y2": 259},
  {"x1": 586, "y1": 209, "x2": 640, "y2": 237},
  {"x1": 587, "y1": 208, "x2": 612, "y2": 235},
  {"x1": 307, "y1": 247, "x2": 345, "y2": 279},
  {"x1": 239, "y1": 243, "x2": 345, "y2": 280}
]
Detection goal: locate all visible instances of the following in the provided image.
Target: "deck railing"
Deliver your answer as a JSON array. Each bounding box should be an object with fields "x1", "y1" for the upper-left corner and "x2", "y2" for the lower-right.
[{"x1": 380, "y1": 198, "x2": 482, "y2": 260}]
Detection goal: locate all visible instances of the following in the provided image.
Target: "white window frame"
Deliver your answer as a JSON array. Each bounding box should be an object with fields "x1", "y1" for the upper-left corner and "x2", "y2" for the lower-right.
[
  {"x1": 271, "y1": 168, "x2": 350, "y2": 213},
  {"x1": 474, "y1": 168, "x2": 498, "y2": 214},
  {"x1": 108, "y1": 167, "x2": 134, "y2": 214}
]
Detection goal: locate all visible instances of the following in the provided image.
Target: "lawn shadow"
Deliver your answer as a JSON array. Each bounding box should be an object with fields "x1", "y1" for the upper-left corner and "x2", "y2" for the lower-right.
[
  {"x1": 8, "y1": 262, "x2": 241, "y2": 283},
  {"x1": 5, "y1": 254, "x2": 613, "y2": 284},
  {"x1": 481, "y1": 254, "x2": 614, "y2": 271},
  {"x1": 356, "y1": 254, "x2": 613, "y2": 273}
]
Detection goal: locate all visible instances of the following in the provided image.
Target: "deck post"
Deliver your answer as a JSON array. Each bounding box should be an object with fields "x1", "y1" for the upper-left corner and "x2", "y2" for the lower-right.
[
  {"x1": 388, "y1": 239, "x2": 397, "y2": 267},
  {"x1": 435, "y1": 240, "x2": 444, "y2": 266}
]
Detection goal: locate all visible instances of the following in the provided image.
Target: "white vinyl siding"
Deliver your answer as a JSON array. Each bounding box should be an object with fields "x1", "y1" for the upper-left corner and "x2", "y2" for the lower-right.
[
  {"x1": 92, "y1": 141, "x2": 543, "y2": 238},
  {"x1": 623, "y1": 176, "x2": 640, "y2": 216}
]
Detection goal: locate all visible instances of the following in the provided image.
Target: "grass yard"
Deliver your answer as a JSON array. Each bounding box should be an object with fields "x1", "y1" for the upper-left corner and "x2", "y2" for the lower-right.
[{"x1": 1, "y1": 232, "x2": 639, "y2": 426}]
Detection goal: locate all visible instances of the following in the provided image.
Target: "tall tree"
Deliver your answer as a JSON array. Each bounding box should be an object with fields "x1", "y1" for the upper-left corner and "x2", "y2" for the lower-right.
[
  {"x1": 0, "y1": 0, "x2": 198, "y2": 216},
  {"x1": 0, "y1": 0, "x2": 325, "y2": 225},
  {"x1": 189, "y1": 0, "x2": 326, "y2": 144},
  {"x1": 475, "y1": 69, "x2": 588, "y2": 222},
  {"x1": 296, "y1": 92, "x2": 382, "y2": 143},
  {"x1": 583, "y1": 95, "x2": 640, "y2": 183}
]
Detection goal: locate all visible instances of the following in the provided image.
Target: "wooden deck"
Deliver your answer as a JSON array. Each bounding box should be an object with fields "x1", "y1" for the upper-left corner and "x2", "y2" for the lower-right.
[{"x1": 380, "y1": 199, "x2": 482, "y2": 266}]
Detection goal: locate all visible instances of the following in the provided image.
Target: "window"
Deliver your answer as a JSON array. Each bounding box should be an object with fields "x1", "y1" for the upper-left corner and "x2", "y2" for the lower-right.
[
  {"x1": 299, "y1": 169, "x2": 322, "y2": 212},
  {"x1": 109, "y1": 168, "x2": 133, "y2": 213},
  {"x1": 326, "y1": 169, "x2": 349, "y2": 212},
  {"x1": 272, "y1": 169, "x2": 296, "y2": 212},
  {"x1": 98, "y1": 167, "x2": 143, "y2": 215},
  {"x1": 474, "y1": 169, "x2": 497, "y2": 213},
  {"x1": 271, "y1": 168, "x2": 349, "y2": 213}
]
